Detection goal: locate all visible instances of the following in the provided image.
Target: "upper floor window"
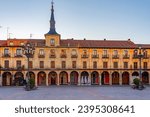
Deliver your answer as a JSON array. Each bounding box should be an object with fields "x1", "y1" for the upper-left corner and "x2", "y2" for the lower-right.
[
  {"x1": 93, "y1": 61, "x2": 97, "y2": 69},
  {"x1": 50, "y1": 39, "x2": 55, "y2": 46},
  {"x1": 103, "y1": 62, "x2": 108, "y2": 68},
  {"x1": 124, "y1": 50, "x2": 128, "y2": 56},
  {"x1": 83, "y1": 50, "x2": 87, "y2": 55},
  {"x1": 72, "y1": 61, "x2": 76, "y2": 68},
  {"x1": 4, "y1": 48, "x2": 9, "y2": 54},
  {"x1": 16, "y1": 49, "x2": 22, "y2": 55},
  {"x1": 16, "y1": 60, "x2": 21, "y2": 68},
  {"x1": 133, "y1": 49, "x2": 138, "y2": 56},
  {"x1": 40, "y1": 61, "x2": 44, "y2": 68},
  {"x1": 93, "y1": 50, "x2": 97, "y2": 55},
  {"x1": 113, "y1": 50, "x2": 118, "y2": 56},
  {"x1": 50, "y1": 49, "x2": 55, "y2": 55},
  {"x1": 39, "y1": 49, "x2": 44, "y2": 55},
  {"x1": 51, "y1": 61, "x2": 55, "y2": 68},
  {"x1": 4, "y1": 60, "x2": 9, "y2": 68},
  {"x1": 62, "y1": 61, "x2": 66, "y2": 68},
  {"x1": 20, "y1": 42, "x2": 24, "y2": 46},
  {"x1": 103, "y1": 50, "x2": 108, "y2": 56},
  {"x1": 83, "y1": 61, "x2": 87, "y2": 69}
]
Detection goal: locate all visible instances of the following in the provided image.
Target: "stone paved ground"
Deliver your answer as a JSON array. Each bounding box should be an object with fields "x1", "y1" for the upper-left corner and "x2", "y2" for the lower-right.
[{"x1": 0, "y1": 86, "x2": 150, "y2": 100}]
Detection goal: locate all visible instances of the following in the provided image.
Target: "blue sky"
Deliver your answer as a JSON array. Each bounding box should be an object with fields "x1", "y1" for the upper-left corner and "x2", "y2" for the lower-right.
[{"x1": 0, "y1": 0, "x2": 150, "y2": 44}]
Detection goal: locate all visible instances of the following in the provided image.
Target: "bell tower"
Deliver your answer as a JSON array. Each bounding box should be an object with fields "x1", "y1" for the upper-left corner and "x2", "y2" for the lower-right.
[{"x1": 45, "y1": 0, "x2": 60, "y2": 47}]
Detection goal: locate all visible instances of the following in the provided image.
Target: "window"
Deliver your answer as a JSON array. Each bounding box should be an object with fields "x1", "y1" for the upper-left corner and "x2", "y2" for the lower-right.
[
  {"x1": 51, "y1": 61, "x2": 55, "y2": 68},
  {"x1": 16, "y1": 60, "x2": 21, "y2": 68},
  {"x1": 50, "y1": 39, "x2": 55, "y2": 46},
  {"x1": 103, "y1": 62, "x2": 108, "y2": 68},
  {"x1": 124, "y1": 50, "x2": 128, "y2": 56},
  {"x1": 16, "y1": 49, "x2": 22, "y2": 55},
  {"x1": 133, "y1": 50, "x2": 138, "y2": 56},
  {"x1": 133, "y1": 62, "x2": 138, "y2": 69},
  {"x1": 39, "y1": 49, "x2": 44, "y2": 55},
  {"x1": 72, "y1": 61, "x2": 76, "y2": 68},
  {"x1": 143, "y1": 50, "x2": 148, "y2": 58},
  {"x1": 50, "y1": 49, "x2": 55, "y2": 55},
  {"x1": 9, "y1": 42, "x2": 14, "y2": 46},
  {"x1": 4, "y1": 60, "x2": 9, "y2": 68},
  {"x1": 143, "y1": 62, "x2": 147, "y2": 69},
  {"x1": 20, "y1": 42, "x2": 24, "y2": 46},
  {"x1": 29, "y1": 61, "x2": 33, "y2": 69},
  {"x1": 93, "y1": 50, "x2": 97, "y2": 55},
  {"x1": 114, "y1": 50, "x2": 118, "y2": 56},
  {"x1": 4, "y1": 48, "x2": 9, "y2": 55},
  {"x1": 83, "y1": 61, "x2": 87, "y2": 69},
  {"x1": 103, "y1": 50, "x2": 107, "y2": 55},
  {"x1": 124, "y1": 62, "x2": 128, "y2": 69},
  {"x1": 93, "y1": 61, "x2": 97, "y2": 69},
  {"x1": 61, "y1": 50, "x2": 67, "y2": 58},
  {"x1": 62, "y1": 61, "x2": 66, "y2": 68},
  {"x1": 113, "y1": 62, "x2": 118, "y2": 68},
  {"x1": 40, "y1": 61, "x2": 44, "y2": 68}
]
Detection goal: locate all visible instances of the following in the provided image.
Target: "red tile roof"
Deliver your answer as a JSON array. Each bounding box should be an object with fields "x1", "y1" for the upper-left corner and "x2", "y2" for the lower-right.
[
  {"x1": 60, "y1": 39, "x2": 137, "y2": 48},
  {"x1": 0, "y1": 38, "x2": 147, "y2": 49}
]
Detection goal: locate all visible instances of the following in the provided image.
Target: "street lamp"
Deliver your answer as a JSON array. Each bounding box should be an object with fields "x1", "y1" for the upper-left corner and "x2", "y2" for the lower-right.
[
  {"x1": 22, "y1": 43, "x2": 35, "y2": 91},
  {"x1": 137, "y1": 46, "x2": 145, "y2": 89}
]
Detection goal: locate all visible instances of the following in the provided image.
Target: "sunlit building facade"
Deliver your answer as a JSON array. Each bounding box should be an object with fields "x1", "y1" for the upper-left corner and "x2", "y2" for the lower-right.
[{"x1": 0, "y1": 2, "x2": 150, "y2": 86}]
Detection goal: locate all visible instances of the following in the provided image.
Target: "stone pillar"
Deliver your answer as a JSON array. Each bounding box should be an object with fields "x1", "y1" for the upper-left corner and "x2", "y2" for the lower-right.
[
  {"x1": 67, "y1": 71, "x2": 70, "y2": 85},
  {"x1": 129, "y1": 72, "x2": 133, "y2": 85},
  {"x1": 45, "y1": 71, "x2": 49, "y2": 86},
  {"x1": 109, "y1": 72, "x2": 112, "y2": 85},
  {"x1": 57, "y1": 71, "x2": 60, "y2": 85},
  {"x1": 119, "y1": 72, "x2": 122, "y2": 85},
  {"x1": 34, "y1": 71, "x2": 38, "y2": 87},
  {"x1": 88, "y1": 72, "x2": 91, "y2": 85}
]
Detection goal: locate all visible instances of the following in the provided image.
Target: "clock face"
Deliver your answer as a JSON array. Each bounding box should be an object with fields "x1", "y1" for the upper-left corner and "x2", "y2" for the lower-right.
[{"x1": 72, "y1": 50, "x2": 77, "y2": 55}]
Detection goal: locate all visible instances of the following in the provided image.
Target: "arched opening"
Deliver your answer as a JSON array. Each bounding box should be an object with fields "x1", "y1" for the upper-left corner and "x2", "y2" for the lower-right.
[
  {"x1": 132, "y1": 72, "x2": 139, "y2": 79},
  {"x1": 59, "y1": 71, "x2": 68, "y2": 85},
  {"x1": 37, "y1": 71, "x2": 46, "y2": 86},
  {"x1": 142, "y1": 72, "x2": 149, "y2": 84},
  {"x1": 70, "y1": 71, "x2": 78, "y2": 85},
  {"x1": 14, "y1": 72, "x2": 24, "y2": 86},
  {"x1": 81, "y1": 71, "x2": 89, "y2": 84},
  {"x1": 101, "y1": 71, "x2": 109, "y2": 85},
  {"x1": 48, "y1": 71, "x2": 57, "y2": 85},
  {"x1": 112, "y1": 72, "x2": 119, "y2": 85},
  {"x1": 91, "y1": 71, "x2": 99, "y2": 85},
  {"x1": 122, "y1": 72, "x2": 129, "y2": 85},
  {"x1": 2, "y1": 72, "x2": 12, "y2": 86}
]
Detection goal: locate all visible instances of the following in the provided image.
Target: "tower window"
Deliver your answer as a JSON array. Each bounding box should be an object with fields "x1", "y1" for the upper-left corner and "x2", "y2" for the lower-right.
[{"x1": 50, "y1": 39, "x2": 55, "y2": 46}]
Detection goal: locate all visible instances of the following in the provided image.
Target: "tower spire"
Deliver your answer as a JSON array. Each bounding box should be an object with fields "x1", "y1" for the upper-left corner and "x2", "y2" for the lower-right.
[{"x1": 47, "y1": 0, "x2": 58, "y2": 34}]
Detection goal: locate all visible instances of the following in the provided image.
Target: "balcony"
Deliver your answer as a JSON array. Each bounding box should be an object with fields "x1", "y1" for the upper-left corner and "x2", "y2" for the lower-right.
[
  {"x1": 143, "y1": 55, "x2": 149, "y2": 59},
  {"x1": 49, "y1": 54, "x2": 56, "y2": 58},
  {"x1": 71, "y1": 55, "x2": 78, "y2": 58},
  {"x1": 81, "y1": 54, "x2": 89, "y2": 58},
  {"x1": 92, "y1": 54, "x2": 99, "y2": 58},
  {"x1": 14, "y1": 53, "x2": 23, "y2": 58},
  {"x1": 60, "y1": 54, "x2": 67, "y2": 58},
  {"x1": 132, "y1": 55, "x2": 139, "y2": 59},
  {"x1": 102, "y1": 55, "x2": 109, "y2": 59},
  {"x1": 123, "y1": 55, "x2": 130, "y2": 59},
  {"x1": 2, "y1": 53, "x2": 11, "y2": 58},
  {"x1": 38, "y1": 54, "x2": 45, "y2": 58},
  {"x1": 112, "y1": 55, "x2": 119, "y2": 59}
]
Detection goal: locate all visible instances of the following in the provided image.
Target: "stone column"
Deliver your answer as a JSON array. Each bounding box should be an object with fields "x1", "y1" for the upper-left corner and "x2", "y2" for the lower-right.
[
  {"x1": 45, "y1": 71, "x2": 49, "y2": 86},
  {"x1": 119, "y1": 72, "x2": 122, "y2": 85},
  {"x1": 129, "y1": 72, "x2": 133, "y2": 85},
  {"x1": 57, "y1": 71, "x2": 60, "y2": 85},
  {"x1": 88, "y1": 72, "x2": 91, "y2": 85},
  {"x1": 67, "y1": 71, "x2": 70, "y2": 85},
  {"x1": 34, "y1": 71, "x2": 38, "y2": 87},
  {"x1": 109, "y1": 72, "x2": 112, "y2": 85}
]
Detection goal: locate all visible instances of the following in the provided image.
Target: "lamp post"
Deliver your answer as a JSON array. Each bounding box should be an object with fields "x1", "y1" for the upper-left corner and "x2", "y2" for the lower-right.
[
  {"x1": 137, "y1": 46, "x2": 145, "y2": 90},
  {"x1": 22, "y1": 43, "x2": 35, "y2": 91}
]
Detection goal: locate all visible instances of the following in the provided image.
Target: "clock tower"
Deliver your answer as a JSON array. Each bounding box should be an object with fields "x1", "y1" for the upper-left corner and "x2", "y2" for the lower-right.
[{"x1": 45, "y1": 1, "x2": 60, "y2": 47}]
